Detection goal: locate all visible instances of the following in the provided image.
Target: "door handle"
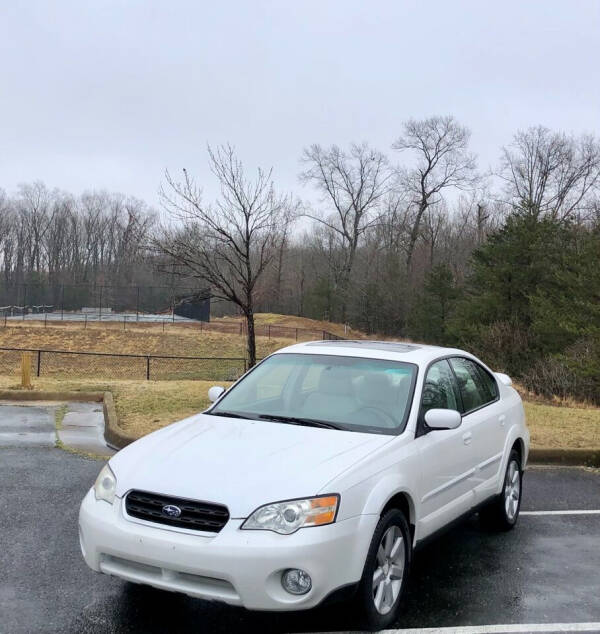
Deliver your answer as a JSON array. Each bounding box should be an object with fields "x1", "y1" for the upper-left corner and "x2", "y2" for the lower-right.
[
  {"x1": 499, "y1": 415, "x2": 506, "y2": 427},
  {"x1": 462, "y1": 431, "x2": 472, "y2": 445}
]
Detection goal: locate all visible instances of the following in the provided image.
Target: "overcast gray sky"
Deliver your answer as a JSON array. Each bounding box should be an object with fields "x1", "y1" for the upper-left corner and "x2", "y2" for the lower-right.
[{"x1": 1, "y1": 0, "x2": 599, "y2": 207}]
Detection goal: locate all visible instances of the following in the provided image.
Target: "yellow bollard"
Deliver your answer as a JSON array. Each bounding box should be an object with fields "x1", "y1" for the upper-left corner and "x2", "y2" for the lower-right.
[{"x1": 21, "y1": 352, "x2": 33, "y2": 389}]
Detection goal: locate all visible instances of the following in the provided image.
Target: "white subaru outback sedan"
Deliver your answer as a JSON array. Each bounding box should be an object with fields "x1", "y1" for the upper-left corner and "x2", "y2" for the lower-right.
[{"x1": 79, "y1": 340, "x2": 529, "y2": 629}]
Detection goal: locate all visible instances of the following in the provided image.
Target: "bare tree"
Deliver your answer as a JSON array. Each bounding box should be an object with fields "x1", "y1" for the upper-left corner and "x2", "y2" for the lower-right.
[
  {"x1": 393, "y1": 116, "x2": 478, "y2": 272},
  {"x1": 273, "y1": 223, "x2": 289, "y2": 313},
  {"x1": 300, "y1": 142, "x2": 392, "y2": 321},
  {"x1": 157, "y1": 144, "x2": 293, "y2": 367},
  {"x1": 374, "y1": 190, "x2": 412, "y2": 256},
  {"x1": 43, "y1": 191, "x2": 74, "y2": 284},
  {"x1": 498, "y1": 126, "x2": 600, "y2": 221},
  {"x1": 0, "y1": 190, "x2": 15, "y2": 286},
  {"x1": 15, "y1": 182, "x2": 57, "y2": 274},
  {"x1": 422, "y1": 201, "x2": 448, "y2": 267}
]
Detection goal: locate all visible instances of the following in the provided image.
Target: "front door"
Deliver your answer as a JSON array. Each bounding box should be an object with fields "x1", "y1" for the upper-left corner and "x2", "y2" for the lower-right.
[{"x1": 415, "y1": 359, "x2": 476, "y2": 540}]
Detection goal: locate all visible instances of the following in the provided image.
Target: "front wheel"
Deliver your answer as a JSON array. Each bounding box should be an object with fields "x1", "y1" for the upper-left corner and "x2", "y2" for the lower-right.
[
  {"x1": 480, "y1": 449, "x2": 523, "y2": 530},
  {"x1": 355, "y1": 509, "x2": 412, "y2": 630}
]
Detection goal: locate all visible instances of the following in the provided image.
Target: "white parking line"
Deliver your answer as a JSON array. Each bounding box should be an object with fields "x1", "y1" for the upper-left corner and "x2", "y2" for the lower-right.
[
  {"x1": 520, "y1": 510, "x2": 600, "y2": 516},
  {"x1": 387, "y1": 622, "x2": 600, "y2": 633}
]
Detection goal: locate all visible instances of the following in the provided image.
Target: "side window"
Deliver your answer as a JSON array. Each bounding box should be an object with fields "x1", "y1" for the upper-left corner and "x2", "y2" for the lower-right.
[
  {"x1": 475, "y1": 364, "x2": 499, "y2": 403},
  {"x1": 421, "y1": 360, "x2": 460, "y2": 414},
  {"x1": 449, "y1": 357, "x2": 497, "y2": 413}
]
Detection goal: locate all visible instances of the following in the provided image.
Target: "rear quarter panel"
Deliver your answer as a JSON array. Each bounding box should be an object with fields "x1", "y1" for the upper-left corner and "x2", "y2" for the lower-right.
[{"x1": 496, "y1": 383, "x2": 529, "y2": 494}]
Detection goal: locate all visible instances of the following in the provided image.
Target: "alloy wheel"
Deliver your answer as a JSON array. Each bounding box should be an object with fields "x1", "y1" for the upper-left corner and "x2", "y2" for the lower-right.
[
  {"x1": 372, "y1": 525, "x2": 405, "y2": 614},
  {"x1": 504, "y1": 459, "x2": 521, "y2": 521}
]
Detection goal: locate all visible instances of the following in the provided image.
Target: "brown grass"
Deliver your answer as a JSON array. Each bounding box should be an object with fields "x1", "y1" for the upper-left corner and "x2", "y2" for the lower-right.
[
  {"x1": 0, "y1": 310, "x2": 365, "y2": 356},
  {"x1": 524, "y1": 401, "x2": 600, "y2": 449},
  {"x1": 0, "y1": 375, "x2": 229, "y2": 437},
  {"x1": 214, "y1": 313, "x2": 366, "y2": 339},
  {"x1": 0, "y1": 322, "x2": 290, "y2": 358},
  {"x1": 0, "y1": 321, "x2": 297, "y2": 382},
  {"x1": 513, "y1": 381, "x2": 600, "y2": 448}
]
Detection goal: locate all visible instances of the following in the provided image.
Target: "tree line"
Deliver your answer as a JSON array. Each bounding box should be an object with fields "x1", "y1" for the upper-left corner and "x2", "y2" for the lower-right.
[
  {"x1": 0, "y1": 185, "x2": 155, "y2": 289},
  {"x1": 0, "y1": 185, "x2": 182, "y2": 311},
  {"x1": 2, "y1": 117, "x2": 600, "y2": 400}
]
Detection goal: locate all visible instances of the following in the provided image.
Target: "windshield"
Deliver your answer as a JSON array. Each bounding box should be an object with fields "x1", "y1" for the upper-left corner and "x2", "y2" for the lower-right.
[{"x1": 209, "y1": 353, "x2": 417, "y2": 435}]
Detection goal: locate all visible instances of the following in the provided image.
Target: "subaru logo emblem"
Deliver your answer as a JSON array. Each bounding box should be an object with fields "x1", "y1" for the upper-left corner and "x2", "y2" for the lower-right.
[{"x1": 162, "y1": 504, "x2": 182, "y2": 518}]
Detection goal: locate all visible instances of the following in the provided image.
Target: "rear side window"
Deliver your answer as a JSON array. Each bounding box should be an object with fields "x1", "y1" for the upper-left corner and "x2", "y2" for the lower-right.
[
  {"x1": 449, "y1": 357, "x2": 498, "y2": 413},
  {"x1": 475, "y1": 364, "x2": 499, "y2": 403}
]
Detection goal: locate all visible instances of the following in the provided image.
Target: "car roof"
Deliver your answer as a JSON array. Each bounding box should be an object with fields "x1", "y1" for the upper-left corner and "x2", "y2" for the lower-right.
[{"x1": 272, "y1": 339, "x2": 472, "y2": 366}]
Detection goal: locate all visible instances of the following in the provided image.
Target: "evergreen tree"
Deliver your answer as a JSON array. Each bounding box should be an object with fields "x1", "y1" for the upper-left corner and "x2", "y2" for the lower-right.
[
  {"x1": 408, "y1": 264, "x2": 459, "y2": 345},
  {"x1": 450, "y1": 213, "x2": 600, "y2": 381}
]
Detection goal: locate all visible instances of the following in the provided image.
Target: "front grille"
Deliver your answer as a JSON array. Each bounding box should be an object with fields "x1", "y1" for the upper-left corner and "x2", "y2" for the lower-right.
[{"x1": 125, "y1": 490, "x2": 229, "y2": 533}]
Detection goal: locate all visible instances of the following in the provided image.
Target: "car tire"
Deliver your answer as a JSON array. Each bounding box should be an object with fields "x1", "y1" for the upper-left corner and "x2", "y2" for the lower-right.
[
  {"x1": 355, "y1": 509, "x2": 412, "y2": 630},
  {"x1": 479, "y1": 449, "x2": 523, "y2": 531}
]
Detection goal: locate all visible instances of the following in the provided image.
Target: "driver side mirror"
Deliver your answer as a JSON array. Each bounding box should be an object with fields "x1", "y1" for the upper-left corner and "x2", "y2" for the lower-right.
[
  {"x1": 424, "y1": 408, "x2": 462, "y2": 430},
  {"x1": 208, "y1": 386, "x2": 226, "y2": 403}
]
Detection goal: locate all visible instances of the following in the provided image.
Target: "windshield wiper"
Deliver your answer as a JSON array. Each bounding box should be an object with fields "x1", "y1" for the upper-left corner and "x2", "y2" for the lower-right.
[
  {"x1": 209, "y1": 411, "x2": 254, "y2": 420},
  {"x1": 257, "y1": 414, "x2": 341, "y2": 430}
]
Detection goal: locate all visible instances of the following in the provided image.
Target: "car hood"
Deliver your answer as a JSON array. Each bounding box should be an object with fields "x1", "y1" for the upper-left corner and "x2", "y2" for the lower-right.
[{"x1": 110, "y1": 413, "x2": 391, "y2": 517}]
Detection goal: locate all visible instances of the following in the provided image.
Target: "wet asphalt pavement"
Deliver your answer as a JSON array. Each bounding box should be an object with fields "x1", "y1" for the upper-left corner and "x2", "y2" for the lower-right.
[{"x1": 0, "y1": 447, "x2": 599, "y2": 634}]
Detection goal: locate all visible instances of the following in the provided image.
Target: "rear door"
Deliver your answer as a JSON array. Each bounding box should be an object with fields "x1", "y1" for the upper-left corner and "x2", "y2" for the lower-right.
[
  {"x1": 449, "y1": 357, "x2": 505, "y2": 505},
  {"x1": 415, "y1": 359, "x2": 477, "y2": 539}
]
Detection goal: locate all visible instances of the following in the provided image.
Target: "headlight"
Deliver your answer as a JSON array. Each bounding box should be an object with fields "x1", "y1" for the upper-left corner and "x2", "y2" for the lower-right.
[
  {"x1": 93, "y1": 463, "x2": 117, "y2": 504},
  {"x1": 241, "y1": 495, "x2": 339, "y2": 534}
]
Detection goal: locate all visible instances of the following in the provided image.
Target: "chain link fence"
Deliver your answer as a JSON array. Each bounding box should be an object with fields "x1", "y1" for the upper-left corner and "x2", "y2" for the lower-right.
[
  {"x1": 194, "y1": 321, "x2": 344, "y2": 341},
  {"x1": 0, "y1": 282, "x2": 207, "y2": 317},
  {"x1": 0, "y1": 282, "x2": 345, "y2": 341},
  {"x1": 0, "y1": 311, "x2": 344, "y2": 341},
  {"x1": 0, "y1": 348, "x2": 247, "y2": 382}
]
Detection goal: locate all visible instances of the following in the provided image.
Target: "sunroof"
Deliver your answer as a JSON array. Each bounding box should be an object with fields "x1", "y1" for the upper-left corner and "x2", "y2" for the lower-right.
[{"x1": 306, "y1": 340, "x2": 420, "y2": 353}]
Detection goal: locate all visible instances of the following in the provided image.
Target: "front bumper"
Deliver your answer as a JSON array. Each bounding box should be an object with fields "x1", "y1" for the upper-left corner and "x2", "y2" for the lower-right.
[{"x1": 79, "y1": 489, "x2": 377, "y2": 611}]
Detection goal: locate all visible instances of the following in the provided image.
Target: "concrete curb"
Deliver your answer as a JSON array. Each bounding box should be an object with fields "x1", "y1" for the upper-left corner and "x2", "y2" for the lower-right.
[
  {"x1": 529, "y1": 448, "x2": 600, "y2": 467},
  {"x1": 0, "y1": 390, "x2": 104, "y2": 403},
  {"x1": 102, "y1": 391, "x2": 137, "y2": 449}
]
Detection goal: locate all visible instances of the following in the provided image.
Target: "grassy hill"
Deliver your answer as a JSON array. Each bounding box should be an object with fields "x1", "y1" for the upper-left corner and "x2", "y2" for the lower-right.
[
  {"x1": 0, "y1": 322, "x2": 289, "y2": 358},
  {"x1": 213, "y1": 313, "x2": 365, "y2": 339},
  {"x1": 0, "y1": 312, "x2": 365, "y2": 357}
]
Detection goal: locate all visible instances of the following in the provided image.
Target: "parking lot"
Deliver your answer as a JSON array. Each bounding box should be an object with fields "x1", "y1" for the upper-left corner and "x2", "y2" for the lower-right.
[{"x1": 1, "y1": 444, "x2": 599, "y2": 634}]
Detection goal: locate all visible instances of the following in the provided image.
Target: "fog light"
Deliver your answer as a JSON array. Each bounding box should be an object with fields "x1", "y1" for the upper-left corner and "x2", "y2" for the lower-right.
[{"x1": 281, "y1": 568, "x2": 312, "y2": 595}]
